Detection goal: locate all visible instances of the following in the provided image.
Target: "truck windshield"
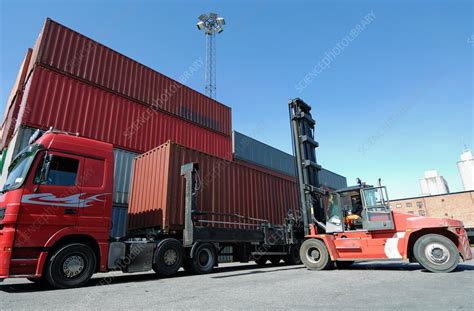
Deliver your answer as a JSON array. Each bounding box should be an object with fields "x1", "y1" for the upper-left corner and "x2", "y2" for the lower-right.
[{"x1": 2, "y1": 144, "x2": 42, "y2": 193}]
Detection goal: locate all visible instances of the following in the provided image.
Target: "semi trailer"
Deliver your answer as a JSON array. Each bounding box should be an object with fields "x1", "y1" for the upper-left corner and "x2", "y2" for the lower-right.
[
  {"x1": 288, "y1": 98, "x2": 472, "y2": 273},
  {"x1": 0, "y1": 129, "x2": 302, "y2": 288}
]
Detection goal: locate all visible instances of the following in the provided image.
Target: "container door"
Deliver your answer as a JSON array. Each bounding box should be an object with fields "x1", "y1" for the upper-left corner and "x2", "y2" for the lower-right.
[{"x1": 17, "y1": 151, "x2": 83, "y2": 246}]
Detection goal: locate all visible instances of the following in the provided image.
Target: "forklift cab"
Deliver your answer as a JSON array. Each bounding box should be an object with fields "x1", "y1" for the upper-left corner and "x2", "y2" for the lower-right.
[{"x1": 325, "y1": 185, "x2": 394, "y2": 233}]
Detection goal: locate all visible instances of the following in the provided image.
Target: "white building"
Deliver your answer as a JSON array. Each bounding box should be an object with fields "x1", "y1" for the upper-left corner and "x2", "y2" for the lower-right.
[
  {"x1": 458, "y1": 150, "x2": 474, "y2": 191},
  {"x1": 419, "y1": 170, "x2": 450, "y2": 195}
]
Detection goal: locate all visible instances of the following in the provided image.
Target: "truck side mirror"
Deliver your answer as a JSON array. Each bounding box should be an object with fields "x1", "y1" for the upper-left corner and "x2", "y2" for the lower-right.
[{"x1": 34, "y1": 154, "x2": 53, "y2": 193}]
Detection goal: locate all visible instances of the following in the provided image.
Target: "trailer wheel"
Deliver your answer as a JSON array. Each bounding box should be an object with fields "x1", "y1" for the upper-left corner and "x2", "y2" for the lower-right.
[
  {"x1": 413, "y1": 234, "x2": 459, "y2": 273},
  {"x1": 152, "y1": 239, "x2": 184, "y2": 276},
  {"x1": 44, "y1": 243, "x2": 96, "y2": 289},
  {"x1": 186, "y1": 243, "x2": 216, "y2": 274},
  {"x1": 300, "y1": 239, "x2": 334, "y2": 270},
  {"x1": 254, "y1": 256, "x2": 267, "y2": 266},
  {"x1": 284, "y1": 245, "x2": 302, "y2": 265}
]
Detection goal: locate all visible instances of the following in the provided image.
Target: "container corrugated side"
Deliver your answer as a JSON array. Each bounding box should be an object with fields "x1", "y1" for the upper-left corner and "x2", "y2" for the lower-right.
[
  {"x1": 0, "y1": 49, "x2": 33, "y2": 150},
  {"x1": 233, "y1": 131, "x2": 347, "y2": 190},
  {"x1": 113, "y1": 148, "x2": 138, "y2": 205},
  {"x1": 29, "y1": 18, "x2": 231, "y2": 136},
  {"x1": 19, "y1": 67, "x2": 232, "y2": 160},
  {"x1": 111, "y1": 206, "x2": 128, "y2": 238},
  {"x1": 128, "y1": 141, "x2": 299, "y2": 231},
  {"x1": 233, "y1": 131, "x2": 296, "y2": 177}
]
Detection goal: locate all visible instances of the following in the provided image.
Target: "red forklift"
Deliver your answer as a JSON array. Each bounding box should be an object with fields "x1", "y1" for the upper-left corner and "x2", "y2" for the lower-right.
[{"x1": 288, "y1": 98, "x2": 472, "y2": 273}]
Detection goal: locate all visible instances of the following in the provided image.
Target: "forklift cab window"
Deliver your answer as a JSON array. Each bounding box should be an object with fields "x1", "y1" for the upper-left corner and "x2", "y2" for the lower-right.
[{"x1": 361, "y1": 187, "x2": 394, "y2": 231}]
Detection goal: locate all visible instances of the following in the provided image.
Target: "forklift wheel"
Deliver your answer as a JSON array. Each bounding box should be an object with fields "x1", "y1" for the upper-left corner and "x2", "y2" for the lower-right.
[
  {"x1": 413, "y1": 234, "x2": 459, "y2": 273},
  {"x1": 300, "y1": 239, "x2": 334, "y2": 270}
]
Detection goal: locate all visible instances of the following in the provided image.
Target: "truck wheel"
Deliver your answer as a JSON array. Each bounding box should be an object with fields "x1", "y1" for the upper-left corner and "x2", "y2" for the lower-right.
[
  {"x1": 152, "y1": 239, "x2": 184, "y2": 276},
  {"x1": 284, "y1": 245, "x2": 302, "y2": 265},
  {"x1": 336, "y1": 261, "x2": 354, "y2": 269},
  {"x1": 44, "y1": 243, "x2": 96, "y2": 289},
  {"x1": 413, "y1": 234, "x2": 459, "y2": 273},
  {"x1": 254, "y1": 256, "x2": 267, "y2": 266},
  {"x1": 300, "y1": 239, "x2": 334, "y2": 270},
  {"x1": 186, "y1": 243, "x2": 216, "y2": 274}
]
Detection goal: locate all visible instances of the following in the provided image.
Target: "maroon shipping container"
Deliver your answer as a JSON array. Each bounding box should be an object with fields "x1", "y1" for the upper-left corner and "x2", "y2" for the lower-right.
[
  {"x1": 28, "y1": 18, "x2": 231, "y2": 136},
  {"x1": 0, "y1": 49, "x2": 32, "y2": 149},
  {"x1": 128, "y1": 141, "x2": 299, "y2": 231},
  {"x1": 18, "y1": 67, "x2": 232, "y2": 160}
]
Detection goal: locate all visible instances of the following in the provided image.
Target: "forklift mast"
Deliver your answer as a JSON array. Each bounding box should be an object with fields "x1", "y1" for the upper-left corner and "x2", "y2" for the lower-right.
[{"x1": 289, "y1": 98, "x2": 326, "y2": 235}]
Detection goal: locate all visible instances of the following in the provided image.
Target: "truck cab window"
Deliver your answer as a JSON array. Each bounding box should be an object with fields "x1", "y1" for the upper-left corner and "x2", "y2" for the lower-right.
[{"x1": 35, "y1": 155, "x2": 79, "y2": 186}]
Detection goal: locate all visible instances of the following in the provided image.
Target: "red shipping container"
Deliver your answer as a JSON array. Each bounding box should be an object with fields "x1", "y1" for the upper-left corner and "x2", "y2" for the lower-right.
[
  {"x1": 18, "y1": 67, "x2": 232, "y2": 160},
  {"x1": 0, "y1": 49, "x2": 32, "y2": 149},
  {"x1": 128, "y1": 141, "x2": 299, "y2": 231},
  {"x1": 28, "y1": 18, "x2": 231, "y2": 136}
]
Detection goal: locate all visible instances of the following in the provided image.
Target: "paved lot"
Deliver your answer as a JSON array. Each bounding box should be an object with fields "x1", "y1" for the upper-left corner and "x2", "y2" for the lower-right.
[{"x1": 1, "y1": 250, "x2": 473, "y2": 310}]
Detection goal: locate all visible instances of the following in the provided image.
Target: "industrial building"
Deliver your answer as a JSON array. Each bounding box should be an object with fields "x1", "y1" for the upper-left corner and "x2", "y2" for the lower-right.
[
  {"x1": 419, "y1": 170, "x2": 450, "y2": 195},
  {"x1": 458, "y1": 150, "x2": 474, "y2": 191},
  {"x1": 390, "y1": 191, "x2": 474, "y2": 231}
]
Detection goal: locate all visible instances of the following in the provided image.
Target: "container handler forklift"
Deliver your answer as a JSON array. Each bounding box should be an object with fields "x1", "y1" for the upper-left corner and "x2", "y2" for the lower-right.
[{"x1": 288, "y1": 98, "x2": 472, "y2": 272}]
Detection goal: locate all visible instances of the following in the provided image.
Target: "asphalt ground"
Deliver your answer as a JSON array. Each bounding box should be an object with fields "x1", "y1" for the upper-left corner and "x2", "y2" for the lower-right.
[{"x1": 1, "y1": 249, "x2": 473, "y2": 310}]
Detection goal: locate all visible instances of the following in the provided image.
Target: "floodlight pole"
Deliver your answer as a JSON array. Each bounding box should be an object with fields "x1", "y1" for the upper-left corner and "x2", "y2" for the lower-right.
[
  {"x1": 196, "y1": 13, "x2": 225, "y2": 99},
  {"x1": 205, "y1": 31, "x2": 216, "y2": 99}
]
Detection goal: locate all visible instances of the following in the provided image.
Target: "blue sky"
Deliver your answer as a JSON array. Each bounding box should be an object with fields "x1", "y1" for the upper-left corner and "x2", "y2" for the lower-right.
[{"x1": 0, "y1": 0, "x2": 472, "y2": 199}]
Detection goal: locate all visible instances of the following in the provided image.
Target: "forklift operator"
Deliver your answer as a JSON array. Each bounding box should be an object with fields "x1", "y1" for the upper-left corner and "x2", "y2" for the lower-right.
[{"x1": 345, "y1": 195, "x2": 363, "y2": 230}]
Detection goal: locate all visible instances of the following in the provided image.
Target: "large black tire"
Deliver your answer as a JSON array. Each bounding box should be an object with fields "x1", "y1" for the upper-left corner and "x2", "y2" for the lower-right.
[
  {"x1": 284, "y1": 245, "x2": 302, "y2": 265},
  {"x1": 300, "y1": 239, "x2": 334, "y2": 270},
  {"x1": 254, "y1": 256, "x2": 268, "y2": 266},
  {"x1": 185, "y1": 243, "x2": 216, "y2": 274},
  {"x1": 336, "y1": 261, "x2": 354, "y2": 269},
  {"x1": 152, "y1": 239, "x2": 184, "y2": 276},
  {"x1": 413, "y1": 234, "x2": 459, "y2": 273},
  {"x1": 44, "y1": 243, "x2": 96, "y2": 289}
]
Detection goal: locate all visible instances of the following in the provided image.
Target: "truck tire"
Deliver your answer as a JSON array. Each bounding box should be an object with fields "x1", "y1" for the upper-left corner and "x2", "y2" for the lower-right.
[
  {"x1": 336, "y1": 261, "x2": 354, "y2": 269},
  {"x1": 284, "y1": 245, "x2": 302, "y2": 265},
  {"x1": 44, "y1": 243, "x2": 96, "y2": 289},
  {"x1": 300, "y1": 239, "x2": 334, "y2": 270},
  {"x1": 152, "y1": 239, "x2": 184, "y2": 277},
  {"x1": 186, "y1": 243, "x2": 216, "y2": 274},
  {"x1": 254, "y1": 256, "x2": 267, "y2": 266},
  {"x1": 413, "y1": 234, "x2": 459, "y2": 273}
]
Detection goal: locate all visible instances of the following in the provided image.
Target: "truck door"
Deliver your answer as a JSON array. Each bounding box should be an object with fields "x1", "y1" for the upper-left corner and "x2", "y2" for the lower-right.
[
  {"x1": 16, "y1": 151, "x2": 83, "y2": 247},
  {"x1": 361, "y1": 187, "x2": 394, "y2": 231},
  {"x1": 76, "y1": 156, "x2": 111, "y2": 236}
]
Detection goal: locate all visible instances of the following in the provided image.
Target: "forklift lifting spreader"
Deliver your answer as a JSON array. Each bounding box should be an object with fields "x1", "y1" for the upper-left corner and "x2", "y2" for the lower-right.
[{"x1": 289, "y1": 98, "x2": 472, "y2": 273}]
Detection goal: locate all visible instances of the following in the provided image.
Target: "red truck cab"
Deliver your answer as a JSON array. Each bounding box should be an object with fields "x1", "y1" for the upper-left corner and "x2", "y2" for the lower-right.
[{"x1": 0, "y1": 131, "x2": 114, "y2": 286}]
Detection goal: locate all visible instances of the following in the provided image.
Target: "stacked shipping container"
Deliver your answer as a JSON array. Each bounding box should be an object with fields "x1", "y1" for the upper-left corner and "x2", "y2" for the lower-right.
[
  {"x1": 233, "y1": 131, "x2": 347, "y2": 190},
  {"x1": 0, "y1": 18, "x2": 347, "y2": 240}
]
